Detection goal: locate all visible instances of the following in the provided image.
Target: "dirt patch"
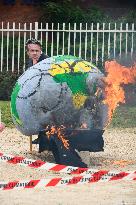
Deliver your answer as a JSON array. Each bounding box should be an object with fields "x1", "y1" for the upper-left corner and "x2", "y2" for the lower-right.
[{"x1": 0, "y1": 127, "x2": 136, "y2": 205}]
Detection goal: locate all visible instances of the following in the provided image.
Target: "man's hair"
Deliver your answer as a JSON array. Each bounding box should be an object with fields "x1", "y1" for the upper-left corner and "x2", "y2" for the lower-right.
[{"x1": 25, "y1": 38, "x2": 42, "y2": 51}]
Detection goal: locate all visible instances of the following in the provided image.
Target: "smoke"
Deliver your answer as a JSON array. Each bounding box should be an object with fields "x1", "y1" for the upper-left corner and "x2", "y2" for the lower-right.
[{"x1": 115, "y1": 52, "x2": 136, "y2": 67}]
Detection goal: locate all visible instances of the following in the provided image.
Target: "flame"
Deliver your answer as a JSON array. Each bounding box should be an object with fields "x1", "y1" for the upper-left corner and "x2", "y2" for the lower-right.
[
  {"x1": 103, "y1": 60, "x2": 136, "y2": 123},
  {"x1": 46, "y1": 125, "x2": 69, "y2": 149}
]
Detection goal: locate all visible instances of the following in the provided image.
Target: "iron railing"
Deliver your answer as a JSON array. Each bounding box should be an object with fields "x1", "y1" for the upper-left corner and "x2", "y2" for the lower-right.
[{"x1": 0, "y1": 22, "x2": 136, "y2": 72}]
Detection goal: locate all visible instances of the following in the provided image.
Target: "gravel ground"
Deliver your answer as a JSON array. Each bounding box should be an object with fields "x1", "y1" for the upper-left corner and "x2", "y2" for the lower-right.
[{"x1": 0, "y1": 127, "x2": 136, "y2": 205}]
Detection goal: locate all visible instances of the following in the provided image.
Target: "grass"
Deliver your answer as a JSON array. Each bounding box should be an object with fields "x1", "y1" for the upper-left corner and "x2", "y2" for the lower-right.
[
  {"x1": 110, "y1": 105, "x2": 136, "y2": 128},
  {"x1": 109, "y1": 104, "x2": 136, "y2": 128},
  {"x1": 0, "y1": 101, "x2": 14, "y2": 127},
  {"x1": 0, "y1": 101, "x2": 136, "y2": 128}
]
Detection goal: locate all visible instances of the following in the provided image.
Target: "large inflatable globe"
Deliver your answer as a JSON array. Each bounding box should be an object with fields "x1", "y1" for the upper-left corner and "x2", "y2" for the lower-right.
[{"x1": 11, "y1": 55, "x2": 107, "y2": 136}]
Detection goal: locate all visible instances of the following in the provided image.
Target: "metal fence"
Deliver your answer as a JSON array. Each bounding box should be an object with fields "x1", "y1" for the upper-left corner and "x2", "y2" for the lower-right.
[{"x1": 0, "y1": 22, "x2": 136, "y2": 72}]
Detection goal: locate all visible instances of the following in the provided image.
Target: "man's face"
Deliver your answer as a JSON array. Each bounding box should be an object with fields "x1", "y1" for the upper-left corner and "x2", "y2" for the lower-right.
[{"x1": 27, "y1": 44, "x2": 42, "y2": 61}]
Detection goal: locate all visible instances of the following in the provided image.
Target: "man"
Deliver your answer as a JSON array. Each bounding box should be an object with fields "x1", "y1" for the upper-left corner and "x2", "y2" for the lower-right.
[
  {"x1": 26, "y1": 38, "x2": 49, "y2": 150},
  {"x1": 25, "y1": 38, "x2": 49, "y2": 68}
]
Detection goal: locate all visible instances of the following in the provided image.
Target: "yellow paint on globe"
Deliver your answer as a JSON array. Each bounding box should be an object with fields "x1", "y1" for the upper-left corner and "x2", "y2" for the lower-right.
[
  {"x1": 72, "y1": 93, "x2": 88, "y2": 109},
  {"x1": 49, "y1": 61, "x2": 93, "y2": 76}
]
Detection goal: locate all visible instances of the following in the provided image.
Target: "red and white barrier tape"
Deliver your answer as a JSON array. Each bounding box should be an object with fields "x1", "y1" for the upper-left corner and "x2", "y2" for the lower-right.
[
  {"x1": 0, "y1": 152, "x2": 136, "y2": 176},
  {"x1": 0, "y1": 171, "x2": 136, "y2": 191},
  {"x1": 0, "y1": 152, "x2": 99, "y2": 175},
  {"x1": 0, "y1": 152, "x2": 136, "y2": 190}
]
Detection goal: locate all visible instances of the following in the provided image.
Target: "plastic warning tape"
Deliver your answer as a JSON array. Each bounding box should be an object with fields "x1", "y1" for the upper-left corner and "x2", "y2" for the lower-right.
[
  {"x1": 0, "y1": 152, "x2": 136, "y2": 179},
  {"x1": 0, "y1": 152, "x2": 99, "y2": 175},
  {"x1": 0, "y1": 152, "x2": 136, "y2": 191},
  {"x1": 0, "y1": 171, "x2": 136, "y2": 191}
]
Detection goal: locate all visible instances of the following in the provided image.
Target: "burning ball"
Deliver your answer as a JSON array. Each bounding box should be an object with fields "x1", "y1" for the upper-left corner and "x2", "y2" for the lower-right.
[{"x1": 11, "y1": 55, "x2": 107, "y2": 136}]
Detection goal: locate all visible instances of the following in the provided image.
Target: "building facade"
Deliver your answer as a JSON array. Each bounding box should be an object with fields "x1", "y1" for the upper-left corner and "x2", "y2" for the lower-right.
[{"x1": 0, "y1": 0, "x2": 42, "y2": 24}]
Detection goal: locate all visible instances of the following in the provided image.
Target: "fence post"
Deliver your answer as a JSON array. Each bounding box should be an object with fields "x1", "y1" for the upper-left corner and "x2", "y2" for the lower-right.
[
  {"x1": 35, "y1": 22, "x2": 39, "y2": 39},
  {"x1": 96, "y1": 23, "x2": 99, "y2": 65},
  {"x1": 1, "y1": 22, "x2": 3, "y2": 72},
  {"x1": 0, "y1": 22, "x2": 136, "y2": 72},
  {"x1": 12, "y1": 22, "x2": 15, "y2": 72},
  {"x1": 131, "y1": 23, "x2": 134, "y2": 57}
]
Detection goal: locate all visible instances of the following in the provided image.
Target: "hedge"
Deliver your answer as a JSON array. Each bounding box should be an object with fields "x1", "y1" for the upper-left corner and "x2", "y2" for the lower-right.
[{"x1": 0, "y1": 71, "x2": 22, "y2": 100}]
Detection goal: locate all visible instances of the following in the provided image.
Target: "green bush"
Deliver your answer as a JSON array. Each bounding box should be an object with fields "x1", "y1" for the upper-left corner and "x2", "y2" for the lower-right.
[
  {"x1": 120, "y1": 9, "x2": 136, "y2": 24},
  {"x1": 0, "y1": 71, "x2": 22, "y2": 100},
  {"x1": 1, "y1": 37, "x2": 25, "y2": 71},
  {"x1": 39, "y1": 2, "x2": 110, "y2": 25}
]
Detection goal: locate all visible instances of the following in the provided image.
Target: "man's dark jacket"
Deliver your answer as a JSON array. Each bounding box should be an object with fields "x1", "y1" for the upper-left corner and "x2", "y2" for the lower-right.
[{"x1": 26, "y1": 53, "x2": 49, "y2": 68}]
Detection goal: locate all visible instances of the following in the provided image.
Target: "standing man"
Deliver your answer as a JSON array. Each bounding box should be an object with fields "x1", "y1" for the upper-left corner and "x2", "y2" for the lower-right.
[
  {"x1": 25, "y1": 38, "x2": 49, "y2": 151},
  {"x1": 25, "y1": 38, "x2": 49, "y2": 68}
]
